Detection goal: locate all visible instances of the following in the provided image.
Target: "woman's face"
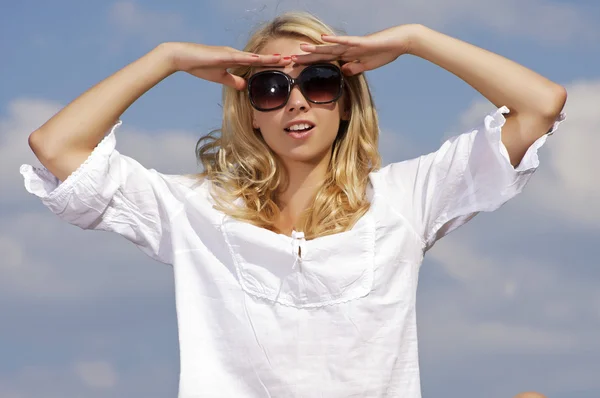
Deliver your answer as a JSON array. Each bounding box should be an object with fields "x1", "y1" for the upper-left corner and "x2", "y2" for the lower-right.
[{"x1": 251, "y1": 37, "x2": 348, "y2": 166}]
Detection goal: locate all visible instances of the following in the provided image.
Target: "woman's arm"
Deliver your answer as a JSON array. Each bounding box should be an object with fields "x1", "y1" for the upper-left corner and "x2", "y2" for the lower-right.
[
  {"x1": 295, "y1": 24, "x2": 567, "y2": 167},
  {"x1": 28, "y1": 44, "x2": 176, "y2": 181},
  {"x1": 407, "y1": 24, "x2": 567, "y2": 166},
  {"x1": 28, "y1": 42, "x2": 287, "y2": 182}
]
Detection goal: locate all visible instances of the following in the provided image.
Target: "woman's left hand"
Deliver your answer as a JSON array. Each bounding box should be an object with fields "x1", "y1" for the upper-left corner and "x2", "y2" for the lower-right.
[{"x1": 292, "y1": 24, "x2": 419, "y2": 76}]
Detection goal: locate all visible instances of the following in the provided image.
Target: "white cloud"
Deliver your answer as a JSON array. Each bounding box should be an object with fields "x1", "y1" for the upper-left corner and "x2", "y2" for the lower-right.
[
  {"x1": 108, "y1": 1, "x2": 199, "y2": 44},
  {"x1": 0, "y1": 365, "x2": 76, "y2": 398},
  {"x1": 220, "y1": 0, "x2": 599, "y2": 45},
  {"x1": 115, "y1": 124, "x2": 200, "y2": 175},
  {"x1": 378, "y1": 127, "x2": 419, "y2": 166},
  {"x1": 420, "y1": 231, "x2": 600, "y2": 377},
  {"x1": 0, "y1": 235, "x2": 24, "y2": 270},
  {"x1": 0, "y1": 98, "x2": 62, "y2": 204},
  {"x1": 73, "y1": 361, "x2": 118, "y2": 389},
  {"x1": 0, "y1": 361, "x2": 171, "y2": 398},
  {"x1": 424, "y1": 315, "x2": 578, "y2": 355},
  {"x1": 426, "y1": 232, "x2": 566, "y2": 304},
  {"x1": 529, "y1": 80, "x2": 600, "y2": 226},
  {"x1": 0, "y1": 225, "x2": 74, "y2": 297}
]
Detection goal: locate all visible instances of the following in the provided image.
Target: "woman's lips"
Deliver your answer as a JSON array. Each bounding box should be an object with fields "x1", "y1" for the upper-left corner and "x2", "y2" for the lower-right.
[{"x1": 286, "y1": 126, "x2": 314, "y2": 139}]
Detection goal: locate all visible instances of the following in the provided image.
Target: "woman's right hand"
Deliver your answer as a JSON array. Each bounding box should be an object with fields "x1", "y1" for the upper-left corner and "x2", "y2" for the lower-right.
[{"x1": 164, "y1": 42, "x2": 291, "y2": 91}]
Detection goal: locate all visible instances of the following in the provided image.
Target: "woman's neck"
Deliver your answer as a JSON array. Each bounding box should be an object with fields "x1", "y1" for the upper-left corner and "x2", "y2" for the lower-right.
[{"x1": 275, "y1": 156, "x2": 330, "y2": 233}]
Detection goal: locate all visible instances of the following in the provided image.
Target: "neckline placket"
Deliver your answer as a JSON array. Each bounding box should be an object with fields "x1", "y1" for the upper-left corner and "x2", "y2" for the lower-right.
[{"x1": 291, "y1": 230, "x2": 305, "y2": 271}]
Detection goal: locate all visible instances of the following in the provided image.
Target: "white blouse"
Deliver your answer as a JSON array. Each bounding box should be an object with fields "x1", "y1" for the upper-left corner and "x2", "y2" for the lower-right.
[{"x1": 21, "y1": 106, "x2": 565, "y2": 398}]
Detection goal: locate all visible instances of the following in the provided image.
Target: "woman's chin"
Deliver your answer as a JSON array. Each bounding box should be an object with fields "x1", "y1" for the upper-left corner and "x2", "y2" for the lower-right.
[{"x1": 277, "y1": 147, "x2": 333, "y2": 166}]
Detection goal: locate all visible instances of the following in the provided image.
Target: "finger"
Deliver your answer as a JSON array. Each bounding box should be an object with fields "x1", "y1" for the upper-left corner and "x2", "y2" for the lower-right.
[
  {"x1": 320, "y1": 34, "x2": 362, "y2": 46},
  {"x1": 272, "y1": 56, "x2": 294, "y2": 66},
  {"x1": 237, "y1": 56, "x2": 292, "y2": 68},
  {"x1": 227, "y1": 52, "x2": 260, "y2": 65},
  {"x1": 254, "y1": 54, "x2": 286, "y2": 64},
  {"x1": 229, "y1": 52, "x2": 282, "y2": 66},
  {"x1": 220, "y1": 73, "x2": 247, "y2": 91},
  {"x1": 291, "y1": 53, "x2": 338, "y2": 64},
  {"x1": 299, "y1": 43, "x2": 347, "y2": 55},
  {"x1": 341, "y1": 61, "x2": 367, "y2": 76},
  {"x1": 243, "y1": 54, "x2": 294, "y2": 68}
]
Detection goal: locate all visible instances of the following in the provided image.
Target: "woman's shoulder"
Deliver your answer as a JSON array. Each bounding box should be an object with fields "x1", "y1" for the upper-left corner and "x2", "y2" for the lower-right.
[
  {"x1": 368, "y1": 160, "x2": 418, "y2": 188},
  {"x1": 145, "y1": 171, "x2": 213, "y2": 208},
  {"x1": 161, "y1": 172, "x2": 207, "y2": 190}
]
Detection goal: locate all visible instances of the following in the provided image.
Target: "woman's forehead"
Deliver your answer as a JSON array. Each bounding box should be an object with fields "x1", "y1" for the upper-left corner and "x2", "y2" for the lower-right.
[
  {"x1": 259, "y1": 37, "x2": 311, "y2": 56},
  {"x1": 251, "y1": 37, "x2": 339, "y2": 75},
  {"x1": 251, "y1": 61, "x2": 341, "y2": 78},
  {"x1": 252, "y1": 62, "x2": 304, "y2": 75}
]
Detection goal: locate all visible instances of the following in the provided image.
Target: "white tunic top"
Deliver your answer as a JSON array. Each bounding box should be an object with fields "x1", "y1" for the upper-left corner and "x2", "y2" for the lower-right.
[{"x1": 20, "y1": 107, "x2": 565, "y2": 398}]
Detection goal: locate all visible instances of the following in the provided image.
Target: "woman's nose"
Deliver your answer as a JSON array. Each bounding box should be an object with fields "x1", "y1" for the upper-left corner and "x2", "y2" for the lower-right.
[{"x1": 286, "y1": 85, "x2": 309, "y2": 112}]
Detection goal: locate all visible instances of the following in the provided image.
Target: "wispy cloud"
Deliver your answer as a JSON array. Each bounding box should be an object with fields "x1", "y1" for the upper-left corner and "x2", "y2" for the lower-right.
[
  {"x1": 73, "y1": 361, "x2": 118, "y2": 389},
  {"x1": 0, "y1": 360, "x2": 172, "y2": 398},
  {"x1": 108, "y1": 1, "x2": 201, "y2": 45},
  {"x1": 219, "y1": 0, "x2": 599, "y2": 45},
  {"x1": 0, "y1": 98, "x2": 62, "y2": 205}
]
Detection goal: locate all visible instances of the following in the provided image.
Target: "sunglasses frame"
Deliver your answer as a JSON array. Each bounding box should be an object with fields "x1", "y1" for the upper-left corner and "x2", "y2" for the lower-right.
[{"x1": 247, "y1": 63, "x2": 345, "y2": 112}]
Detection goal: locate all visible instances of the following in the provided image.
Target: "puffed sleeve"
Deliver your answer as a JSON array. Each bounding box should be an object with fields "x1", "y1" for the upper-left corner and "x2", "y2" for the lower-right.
[
  {"x1": 20, "y1": 122, "x2": 183, "y2": 264},
  {"x1": 379, "y1": 106, "x2": 566, "y2": 251}
]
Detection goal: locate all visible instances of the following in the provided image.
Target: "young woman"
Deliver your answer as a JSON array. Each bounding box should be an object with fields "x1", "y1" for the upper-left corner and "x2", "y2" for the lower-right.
[{"x1": 21, "y1": 11, "x2": 566, "y2": 398}]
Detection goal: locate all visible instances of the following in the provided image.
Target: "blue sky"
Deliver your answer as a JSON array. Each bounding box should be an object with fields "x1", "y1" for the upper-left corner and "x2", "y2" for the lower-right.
[{"x1": 1, "y1": 1, "x2": 599, "y2": 397}]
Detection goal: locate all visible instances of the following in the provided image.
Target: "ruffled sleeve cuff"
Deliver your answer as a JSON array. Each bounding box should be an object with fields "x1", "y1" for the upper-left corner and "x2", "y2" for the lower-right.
[
  {"x1": 421, "y1": 106, "x2": 565, "y2": 249},
  {"x1": 488, "y1": 106, "x2": 566, "y2": 173},
  {"x1": 20, "y1": 121, "x2": 122, "y2": 215}
]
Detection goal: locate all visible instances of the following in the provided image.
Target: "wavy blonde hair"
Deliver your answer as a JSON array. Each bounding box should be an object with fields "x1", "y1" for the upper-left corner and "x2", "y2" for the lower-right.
[{"x1": 196, "y1": 11, "x2": 381, "y2": 239}]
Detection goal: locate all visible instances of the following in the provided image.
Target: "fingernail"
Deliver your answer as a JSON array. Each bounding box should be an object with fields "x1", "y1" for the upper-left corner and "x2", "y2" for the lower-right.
[
  {"x1": 283, "y1": 56, "x2": 291, "y2": 60},
  {"x1": 273, "y1": 53, "x2": 281, "y2": 56}
]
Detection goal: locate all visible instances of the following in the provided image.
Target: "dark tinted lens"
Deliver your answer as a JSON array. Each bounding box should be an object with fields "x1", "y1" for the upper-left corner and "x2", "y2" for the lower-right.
[
  {"x1": 250, "y1": 72, "x2": 289, "y2": 110},
  {"x1": 301, "y1": 66, "x2": 341, "y2": 103}
]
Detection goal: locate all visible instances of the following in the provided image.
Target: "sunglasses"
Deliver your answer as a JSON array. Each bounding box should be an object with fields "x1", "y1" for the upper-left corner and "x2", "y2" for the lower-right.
[{"x1": 247, "y1": 63, "x2": 344, "y2": 112}]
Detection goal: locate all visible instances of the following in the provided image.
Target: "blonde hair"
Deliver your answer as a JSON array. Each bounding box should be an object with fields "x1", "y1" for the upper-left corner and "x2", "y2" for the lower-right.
[{"x1": 196, "y1": 11, "x2": 381, "y2": 240}]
